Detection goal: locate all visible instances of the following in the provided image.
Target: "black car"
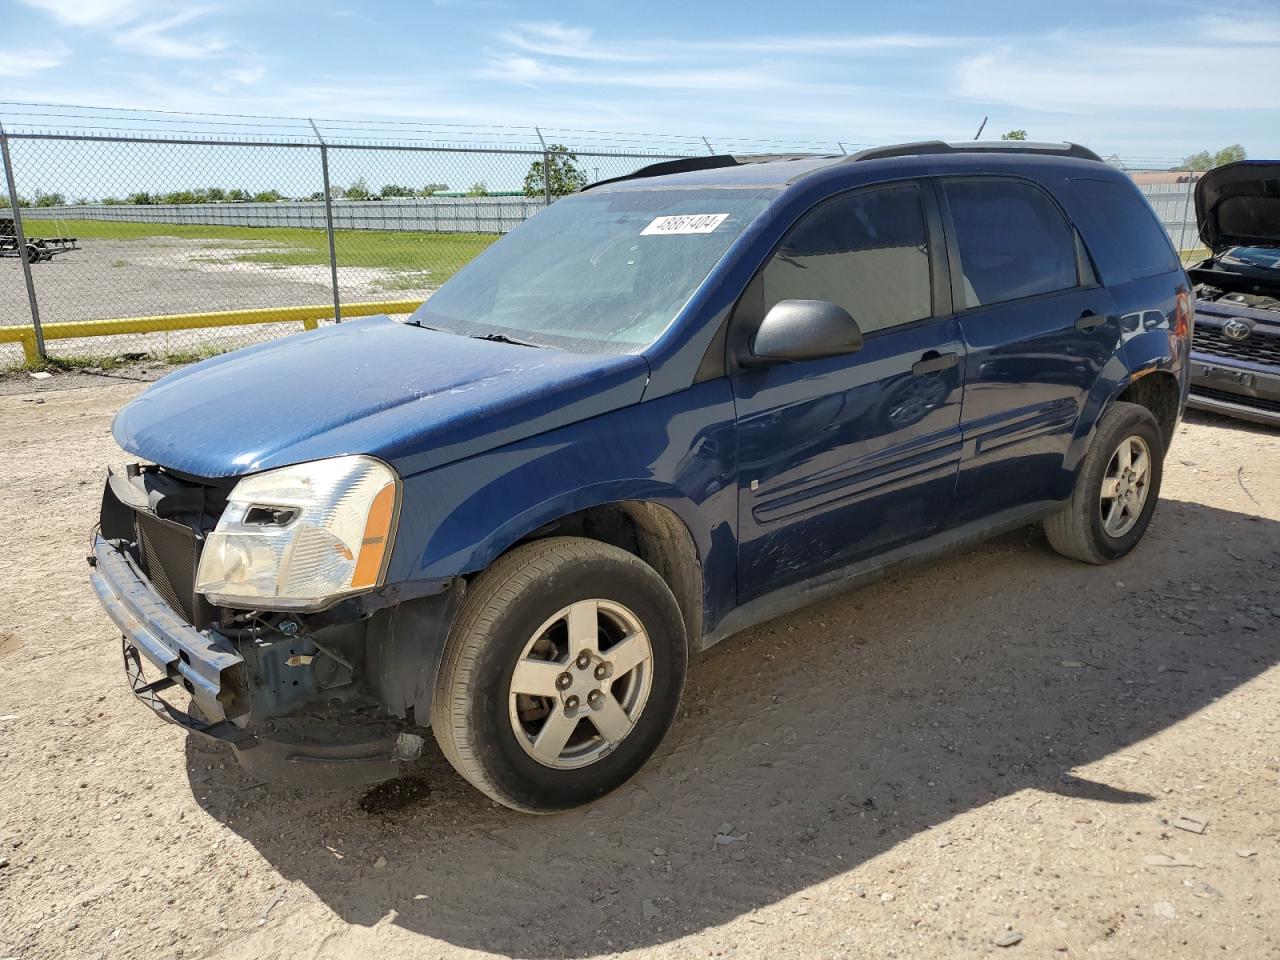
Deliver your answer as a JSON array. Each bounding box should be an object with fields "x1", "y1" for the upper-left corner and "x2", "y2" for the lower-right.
[{"x1": 1187, "y1": 161, "x2": 1280, "y2": 425}]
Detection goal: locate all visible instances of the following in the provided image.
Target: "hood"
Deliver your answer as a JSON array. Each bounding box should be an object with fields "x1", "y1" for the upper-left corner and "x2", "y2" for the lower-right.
[
  {"x1": 1196, "y1": 160, "x2": 1280, "y2": 252},
  {"x1": 113, "y1": 315, "x2": 650, "y2": 479}
]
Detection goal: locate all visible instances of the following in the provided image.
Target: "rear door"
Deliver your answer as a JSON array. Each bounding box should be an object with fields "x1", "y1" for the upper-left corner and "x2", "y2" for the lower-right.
[
  {"x1": 731, "y1": 181, "x2": 965, "y2": 602},
  {"x1": 938, "y1": 176, "x2": 1120, "y2": 523}
]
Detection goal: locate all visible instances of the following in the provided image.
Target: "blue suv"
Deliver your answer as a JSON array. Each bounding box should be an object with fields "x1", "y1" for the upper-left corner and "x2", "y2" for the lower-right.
[{"x1": 91, "y1": 141, "x2": 1191, "y2": 812}]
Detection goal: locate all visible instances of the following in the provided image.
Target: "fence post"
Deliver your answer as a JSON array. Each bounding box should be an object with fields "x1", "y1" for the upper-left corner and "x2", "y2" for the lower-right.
[
  {"x1": 534, "y1": 127, "x2": 552, "y2": 207},
  {"x1": 1177, "y1": 172, "x2": 1196, "y2": 261},
  {"x1": 0, "y1": 122, "x2": 47, "y2": 361},
  {"x1": 702, "y1": 136, "x2": 715, "y2": 155},
  {"x1": 309, "y1": 118, "x2": 342, "y2": 323}
]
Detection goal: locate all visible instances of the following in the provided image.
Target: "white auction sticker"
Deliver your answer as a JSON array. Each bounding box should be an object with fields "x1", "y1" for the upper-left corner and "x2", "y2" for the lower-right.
[{"x1": 641, "y1": 213, "x2": 730, "y2": 236}]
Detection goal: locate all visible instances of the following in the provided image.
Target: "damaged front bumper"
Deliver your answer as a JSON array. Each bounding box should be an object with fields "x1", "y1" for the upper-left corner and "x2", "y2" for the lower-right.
[{"x1": 89, "y1": 534, "x2": 424, "y2": 788}]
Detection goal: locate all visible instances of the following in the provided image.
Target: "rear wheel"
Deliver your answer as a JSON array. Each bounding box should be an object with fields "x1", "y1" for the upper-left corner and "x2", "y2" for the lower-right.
[
  {"x1": 1044, "y1": 401, "x2": 1164, "y2": 564},
  {"x1": 431, "y1": 537, "x2": 687, "y2": 813}
]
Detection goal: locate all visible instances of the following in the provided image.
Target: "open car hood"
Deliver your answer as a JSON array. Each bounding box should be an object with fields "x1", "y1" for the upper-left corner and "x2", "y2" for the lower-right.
[{"x1": 1196, "y1": 161, "x2": 1280, "y2": 253}]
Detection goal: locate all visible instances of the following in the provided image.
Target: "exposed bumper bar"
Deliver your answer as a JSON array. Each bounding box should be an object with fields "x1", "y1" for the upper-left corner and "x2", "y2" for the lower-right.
[
  {"x1": 89, "y1": 534, "x2": 247, "y2": 724},
  {"x1": 91, "y1": 533, "x2": 419, "y2": 788}
]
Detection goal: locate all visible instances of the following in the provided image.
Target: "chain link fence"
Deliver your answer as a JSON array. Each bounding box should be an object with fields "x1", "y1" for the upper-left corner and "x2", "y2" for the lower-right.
[
  {"x1": 0, "y1": 124, "x2": 699, "y2": 367},
  {"x1": 0, "y1": 107, "x2": 1213, "y2": 370}
]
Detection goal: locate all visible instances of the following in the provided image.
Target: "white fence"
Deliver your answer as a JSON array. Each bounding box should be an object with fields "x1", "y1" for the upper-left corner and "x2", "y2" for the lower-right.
[
  {"x1": 23, "y1": 178, "x2": 1207, "y2": 248},
  {"x1": 22, "y1": 195, "x2": 550, "y2": 235}
]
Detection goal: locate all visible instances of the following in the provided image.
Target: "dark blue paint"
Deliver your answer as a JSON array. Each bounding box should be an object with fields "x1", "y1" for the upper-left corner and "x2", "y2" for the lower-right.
[
  {"x1": 733, "y1": 318, "x2": 965, "y2": 600},
  {"x1": 113, "y1": 151, "x2": 1190, "y2": 645}
]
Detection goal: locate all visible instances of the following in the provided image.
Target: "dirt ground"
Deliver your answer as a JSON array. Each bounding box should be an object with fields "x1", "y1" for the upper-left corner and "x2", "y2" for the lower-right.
[{"x1": 0, "y1": 382, "x2": 1277, "y2": 960}]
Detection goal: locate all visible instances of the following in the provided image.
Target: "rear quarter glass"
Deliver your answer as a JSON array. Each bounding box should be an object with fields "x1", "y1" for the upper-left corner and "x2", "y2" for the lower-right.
[{"x1": 1065, "y1": 178, "x2": 1181, "y2": 285}]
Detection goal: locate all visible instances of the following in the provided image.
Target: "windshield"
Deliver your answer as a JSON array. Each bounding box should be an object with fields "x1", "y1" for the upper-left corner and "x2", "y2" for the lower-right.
[
  {"x1": 409, "y1": 188, "x2": 776, "y2": 353},
  {"x1": 1222, "y1": 246, "x2": 1280, "y2": 271}
]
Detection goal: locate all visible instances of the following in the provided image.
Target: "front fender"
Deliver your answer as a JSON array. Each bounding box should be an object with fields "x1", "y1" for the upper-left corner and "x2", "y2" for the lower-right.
[{"x1": 385, "y1": 379, "x2": 740, "y2": 633}]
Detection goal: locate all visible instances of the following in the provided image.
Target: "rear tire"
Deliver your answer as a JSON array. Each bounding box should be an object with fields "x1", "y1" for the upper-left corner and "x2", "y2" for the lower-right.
[
  {"x1": 1044, "y1": 400, "x2": 1164, "y2": 564},
  {"x1": 431, "y1": 537, "x2": 687, "y2": 813}
]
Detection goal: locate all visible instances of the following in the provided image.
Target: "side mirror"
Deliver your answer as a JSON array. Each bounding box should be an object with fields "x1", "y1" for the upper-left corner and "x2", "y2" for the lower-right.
[{"x1": 749, "y1": 299, "x2": 864, "y2": 364}]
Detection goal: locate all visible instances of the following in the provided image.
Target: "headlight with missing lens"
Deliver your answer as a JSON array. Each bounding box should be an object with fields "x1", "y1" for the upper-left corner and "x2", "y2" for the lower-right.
[{"x1": 196, "y1": 455, "x2": 400, "y2": 611}]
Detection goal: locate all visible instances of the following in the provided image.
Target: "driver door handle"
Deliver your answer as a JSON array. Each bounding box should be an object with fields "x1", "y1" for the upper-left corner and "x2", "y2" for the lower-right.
[{"x1": 911, "y1": 351, "x2": 959, "y2": 376}]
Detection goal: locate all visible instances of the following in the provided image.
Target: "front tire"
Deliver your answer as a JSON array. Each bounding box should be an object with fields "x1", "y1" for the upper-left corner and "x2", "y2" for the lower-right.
[
  {"x1": 430, "y1": 537, "x2": 687, "y2": 813},
  {"x1": 1044, "y1": 401, "x2": 1164, "y2": 564}
]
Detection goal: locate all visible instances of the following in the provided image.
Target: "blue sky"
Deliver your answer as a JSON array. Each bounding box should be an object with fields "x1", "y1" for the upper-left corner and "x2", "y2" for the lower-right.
[{"x1": 4, "y1": 0, "x2": 1279, "y2": 164}]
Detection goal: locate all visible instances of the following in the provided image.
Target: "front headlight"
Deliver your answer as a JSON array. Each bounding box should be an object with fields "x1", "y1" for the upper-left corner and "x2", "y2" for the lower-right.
[{"x1": 196, "y1": 455, "x2": 400, "y2": 611}]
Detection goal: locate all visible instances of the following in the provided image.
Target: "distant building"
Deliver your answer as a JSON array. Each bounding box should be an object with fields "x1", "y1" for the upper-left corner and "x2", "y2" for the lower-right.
[{"x1": 1130, "y1": 171, "x2": 1202, "y2": 185}]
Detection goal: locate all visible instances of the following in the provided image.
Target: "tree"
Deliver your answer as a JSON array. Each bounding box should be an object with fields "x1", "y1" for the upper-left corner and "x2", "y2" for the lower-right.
[
  {"x1": 523, "y1": 144, "x2": 588, "y2": 198},
  {"x1": 342, "y1": 178, "x2": 371, "y2": 200},
  {"x1": 126, "y1": 191, "x2": 155, "y2": 205},
  {"x1": 1213, "y1": 144, "x2": 1246, "y2": 167},
  {"x1": 252, "y1": 190, "x2": 282, "y2": 203},
  {"x1": 418, "y1": 183, "x2": 448, "y2": 197},
  {"x1": 1182, "y1": 144, "x2": 1247, "y2": 171},
  {"x1": 33, "y1": 190, "x2": 66, "y2": 207},
  {"x1": 1001, "y1": 129, "x2": 1027, "y2": 141},
  {"x1": 379, "y1": 183, "x2": 416, "y2": 198},
  {"x1": 466, "y1": 181, "x2": 490, "y2": 197},
  {"x1": 0, "y1": 193, "x2": 29, "y2": 208}
]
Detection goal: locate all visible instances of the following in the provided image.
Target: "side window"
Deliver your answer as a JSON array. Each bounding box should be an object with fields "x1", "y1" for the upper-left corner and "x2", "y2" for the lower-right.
[
  {"x1": 1070, "y1": 178, "x2": 1180, "y2": 283},
  {"x1": 944, "y1": 179, "x2": 1078, "y2": 308},
  {"x1": 761, "y1": 184, "x2": 932, "y2": 335}
]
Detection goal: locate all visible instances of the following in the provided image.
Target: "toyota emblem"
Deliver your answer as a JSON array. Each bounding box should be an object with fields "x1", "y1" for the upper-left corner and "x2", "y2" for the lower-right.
[{"x1": 1223, "y1": 318, "x2": 1252, "y2": 341}]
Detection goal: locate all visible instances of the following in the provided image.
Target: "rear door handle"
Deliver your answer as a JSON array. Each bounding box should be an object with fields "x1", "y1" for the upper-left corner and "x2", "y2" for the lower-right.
[
  {"x1": 1075, "y1": 310, "x2": 1106, "y2": 332},
  {"x1": 912, "y1": 351, "x2": 959, "y2": 376}
]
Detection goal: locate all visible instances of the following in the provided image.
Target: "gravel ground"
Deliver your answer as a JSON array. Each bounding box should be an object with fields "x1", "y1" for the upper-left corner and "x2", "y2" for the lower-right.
[
  {"x1": 0, "y1": 385, "x2": 1277, "y2": 960},
  {"x1": 1, "y1": 236, "x2": 429, "y2": 364}
]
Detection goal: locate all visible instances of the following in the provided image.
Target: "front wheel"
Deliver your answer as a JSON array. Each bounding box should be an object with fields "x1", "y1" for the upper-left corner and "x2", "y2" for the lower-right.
[
  {"x1": 430, "y1": 537, "x2": 687, "y2": 813},
  {"x1": 1044, "y1": 400, "x2": 1164, "y2": 564}
]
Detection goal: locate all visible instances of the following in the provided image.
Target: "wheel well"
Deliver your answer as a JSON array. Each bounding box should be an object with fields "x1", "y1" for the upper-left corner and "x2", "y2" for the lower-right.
[
  {"x1": 1117, "y1": 372, "x2": 1180, "y2": 450},
  {"x1": 509, "y1": 502, "x2": 703, "y2": 646}
]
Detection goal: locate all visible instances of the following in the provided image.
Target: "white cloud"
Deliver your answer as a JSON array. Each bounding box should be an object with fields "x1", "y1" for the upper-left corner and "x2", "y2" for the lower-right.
[
  {"x1": 226, "y1": 64, "x2": 266, "y2": 85},
  {"x1": 499, "y1": 21, "x2": 962, "y2": 64},
  {"x1": 113, "y1": 9, "x2": 227, "y2": 59},
  {"x1": 16, "y1": 0, "x2": 141, "y2": 28},
  {"x1": 18, "y1": 0, "x2": 229, "y2": 61},
  {"x1": 955, "y1": 25, "x2": 1280, "y2": 113},
  {"x1": 0, "y1": 46, "x2": 67, "y2": 77}
]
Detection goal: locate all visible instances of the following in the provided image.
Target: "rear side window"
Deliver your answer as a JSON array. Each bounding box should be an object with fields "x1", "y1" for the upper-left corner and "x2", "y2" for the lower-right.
[
  {"x1": 944, "y1": 179, "x2": 1078, "y2": 307},
  {"x1": 762, "y1": 184, "x2": 932, "y2": 335},
  {"x1": 1070, "y1": 178, "x2": 1179, "y2": 283}
]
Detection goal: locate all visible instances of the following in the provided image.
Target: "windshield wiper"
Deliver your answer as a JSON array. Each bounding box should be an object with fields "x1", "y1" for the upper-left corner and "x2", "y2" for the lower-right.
[{"x1": 471, "y1": 332, "x2": 544, "y2": 348}]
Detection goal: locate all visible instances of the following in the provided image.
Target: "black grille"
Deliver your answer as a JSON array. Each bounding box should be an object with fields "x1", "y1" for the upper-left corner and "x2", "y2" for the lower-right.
[
  {"x1": 135, "y1": 511, "x2": 209, "y2": 628},
  {"x1": 1190, "y1": 386, "x2": 1280, "y2": 414},
  {"x1": 1193, "y1": 325, "x2": 1280, "y2": 366}
]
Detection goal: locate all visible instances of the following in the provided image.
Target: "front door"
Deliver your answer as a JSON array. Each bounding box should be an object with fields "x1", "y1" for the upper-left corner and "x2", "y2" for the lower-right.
[{"x1": 730, "y1": 182, "x2": 965, "y2": 602}]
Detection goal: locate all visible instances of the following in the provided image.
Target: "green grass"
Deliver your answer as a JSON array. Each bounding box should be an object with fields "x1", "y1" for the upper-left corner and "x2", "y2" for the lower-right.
[
  {"x1": 5, "y1": 354, "x2": 133, "y2": 374},
  {"x1": 56, "y1": 219, "x2": 498, "y2": 282},
  {"x1": 4, "y1": 346, "x2": 231, "y2": 375}
]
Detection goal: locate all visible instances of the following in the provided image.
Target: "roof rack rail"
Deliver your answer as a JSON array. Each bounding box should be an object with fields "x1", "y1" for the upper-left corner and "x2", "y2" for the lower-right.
[
  {"x1": 846, "y1": 140, "x2": 1103, "y2": 164},
  {"x1": 583, "y1": 152, "x2": 832, "y2": 191}
]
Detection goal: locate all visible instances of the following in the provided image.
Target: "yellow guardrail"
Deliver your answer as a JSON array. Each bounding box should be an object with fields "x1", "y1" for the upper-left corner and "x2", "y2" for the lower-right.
[{"x1": 0, "y1": 299, "x2": 424, "y2": 363}]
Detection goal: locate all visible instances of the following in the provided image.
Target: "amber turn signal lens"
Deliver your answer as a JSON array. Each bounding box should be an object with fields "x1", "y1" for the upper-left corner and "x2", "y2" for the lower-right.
[{"x1": 352, "y1": 481, "x2": 397, "y2": 589}]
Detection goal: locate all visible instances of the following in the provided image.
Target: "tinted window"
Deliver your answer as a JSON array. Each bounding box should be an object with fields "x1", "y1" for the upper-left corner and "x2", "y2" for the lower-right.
[
  {"x1": 762, "y1": 184, "x2": 932, "y2": 335},
  {"x1": 944, "y1": 179, "x2": 1078, "y2": 307},
  {"x1": 1071, "y1": 178, "x2": 1179, "y2": 282}
]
